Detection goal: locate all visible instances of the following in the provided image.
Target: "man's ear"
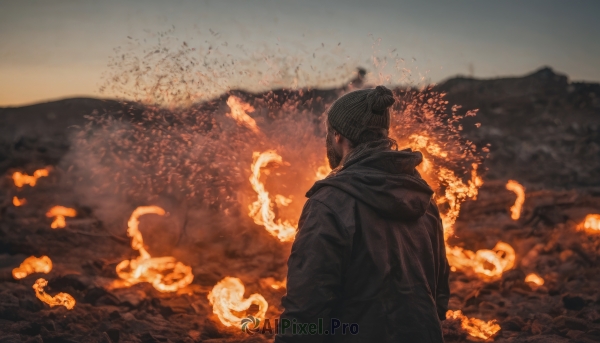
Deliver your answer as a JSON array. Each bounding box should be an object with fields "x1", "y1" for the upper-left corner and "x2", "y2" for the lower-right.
[{"x1": 334, "y1": 130, "x2": 343, "y2": 144}]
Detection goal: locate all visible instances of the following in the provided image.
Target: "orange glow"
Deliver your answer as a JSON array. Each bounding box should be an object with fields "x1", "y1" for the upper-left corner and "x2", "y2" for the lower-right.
[
  {"x1": 12, "y1": 256, "x2": 52, "y2": 280},
  {"x1": 115, "y1": 206, "x2": 194, "y2": 292},
  {"x1": 226, "y1": 95, "x2": 260, "y2": 133},
  {"x1": 315, "y1": 157, "x2": 332, "y2": 180},
  {"x1": 447, "y1": 310, "x2": 500, "y2": 340},
  {"x1": 506, "y1": 180, "x2": 525, "y2": 220},
  {"x1": 406, "y1": 134, "x2": 516, "y2": 280},
  {"x1": 249, "y1": 150, "x2": 297, "y2": 242},
  {"x1": 12, "y1": 168, "x2": 50, "y2": 188},
  {"x1": 12, "y1": 196, "x2": 26, "y2": 206},
  {"x1": 33, "y1": 278, "x2": 75, "y2": 310},
  {"x1": 578, "y1": 214, "x2": 600, "y2": 232},
  {"x1": 525, "y1": 273, "x2": 545, "y2": 286},
  {"x1": 46, "y1": 206, "x2": 76, "y2": 229},
  {"x1": 208, "y1": 277, "x2": 268, "y2": 327},
  {"x1": 446, "y1": 241, "x2": 515, "y2": 279},
  {"x1": 260, "y1": 277, "x2": 287, "y2": 290},
  {"x1": 408, "y1": 134, "x2": 481, "y2": 239}
]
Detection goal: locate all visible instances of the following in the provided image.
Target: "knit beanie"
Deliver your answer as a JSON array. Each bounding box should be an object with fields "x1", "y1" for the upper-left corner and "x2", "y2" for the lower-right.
[{"x1": 327, "y1": 85, "x2": 396, "y2": 144}]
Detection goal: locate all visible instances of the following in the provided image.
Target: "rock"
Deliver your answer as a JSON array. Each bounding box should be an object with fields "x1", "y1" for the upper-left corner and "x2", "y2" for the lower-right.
[
  {"x1": 99, "y1": 332, "x2": 113, "y2": 343},
  {"x1": 553, "y1": 315, "x2": 589, "y2": 331},
  {"x1": 23, "y1": 336, "x2": 43, "y2": 343},
  {"x1": 84, "y1": 287, "x2": 120, "y2": 306},
  {"x1": 14, "y1": 321, "x2": 42, "y2": 336},
  {"x1": 0, "y1": 334, "x2": 21, "y2": 343},
  {"x1": 566, "y1": 330, "x2": 585, "y2": 339},
  {"x1": 563, "y1": 294, "x2": 588, "y2": 310},
  {"x1": 523, "y1": 334, "x2": 570, "y2": 342},
  {"x1": 105, "y1": 328, "x2": 120, "y2": 343},
  {"x1": 502, "y1": 316, "x2": 526, "y2": 331},
  {"x1": 0, "y1": 292, "x2": 19, "y2": 307},
  {"x1": 140, "y1": 332, "x2": 168, "y2": 343}
]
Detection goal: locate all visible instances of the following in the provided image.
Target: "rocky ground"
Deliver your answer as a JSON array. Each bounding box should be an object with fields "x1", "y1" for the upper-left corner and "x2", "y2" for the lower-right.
[{"x1": 0, "y1": 67, "x2": 599, "y2": 342}]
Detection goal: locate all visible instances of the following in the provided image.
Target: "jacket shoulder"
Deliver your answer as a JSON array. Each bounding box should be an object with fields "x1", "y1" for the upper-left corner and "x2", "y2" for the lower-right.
[{"x1": 308, "y1": 183, "x2": 356, "y2": 206}]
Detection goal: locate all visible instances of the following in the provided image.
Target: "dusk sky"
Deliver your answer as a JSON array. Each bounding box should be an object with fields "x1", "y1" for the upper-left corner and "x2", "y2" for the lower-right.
[{"x1": 1, "y1": 0, "x2": 599, "y2": 106}]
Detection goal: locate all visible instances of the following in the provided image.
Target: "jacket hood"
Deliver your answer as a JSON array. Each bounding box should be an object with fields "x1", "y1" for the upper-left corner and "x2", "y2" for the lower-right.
[{"x1": 306, "y1": 149, "x2": 434, "y2": 220}]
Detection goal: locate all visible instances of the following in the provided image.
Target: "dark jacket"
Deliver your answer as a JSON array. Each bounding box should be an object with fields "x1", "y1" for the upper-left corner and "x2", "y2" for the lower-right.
[{"x1": 275, "y1": 149, "x2": 450, "y2": 343}]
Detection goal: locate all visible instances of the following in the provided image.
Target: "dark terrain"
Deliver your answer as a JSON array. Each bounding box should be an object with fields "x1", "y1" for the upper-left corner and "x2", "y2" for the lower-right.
[{"x1": 0, "y1": 67, "x2": 599, "y2": 342}]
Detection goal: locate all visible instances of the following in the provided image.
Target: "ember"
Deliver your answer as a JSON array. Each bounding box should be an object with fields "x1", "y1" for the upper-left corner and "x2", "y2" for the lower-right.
[
  {"x1": 249, "y1": 150, "x2": 297, "y2": 242},
  {"x1": 12, "y1": 255, "x2": 52, "y2": 279},
  {"x1": 506, "y1": 180, "x2": 525, "y2": 220},
  {"x1": 12, "y1": 196, "x2": 26, "y2": 206},
  {"x1": 12, "y1": 168, "x2": 50, "y2": 187},
  {"x1": 447, "y1": 310, "x2": 500, "y2": 340},
  {"x1": 115, "y1": 206, "x2": 194, "y2": 292},
  {"x1": 525, "y1": 273, "x2": 545, "y2": 286},
  {"x1": 46, "y1": 205, "x2": 76, "y2": 229},
  {"x1": 33, "y1": 278, "x2": 76, "y2": 310},
  {"x1": 579, "y1": 214, "x2": 600, "y2": 232},
  {"x1": 208, "y1": 277, "x2": 268, "y2": 328}
]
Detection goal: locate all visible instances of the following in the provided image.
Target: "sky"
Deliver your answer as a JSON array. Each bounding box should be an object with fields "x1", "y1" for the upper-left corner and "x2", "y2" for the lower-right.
[{"x1": 1, "y1": 0, "x2": 599, "y2": 106}]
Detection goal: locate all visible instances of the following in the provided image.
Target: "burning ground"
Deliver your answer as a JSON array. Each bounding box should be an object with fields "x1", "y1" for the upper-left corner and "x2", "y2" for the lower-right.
[{"x1": 0, "y1": 67, "x2": 600, "y2": 343}]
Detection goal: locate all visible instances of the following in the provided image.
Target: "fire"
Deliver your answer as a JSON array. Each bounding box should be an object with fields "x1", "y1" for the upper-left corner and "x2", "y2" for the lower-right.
[
  {"x1": 46, "y1": 206, "x2": 77, "y2": 229},
  {"x1": 525, "y1": 273, "x2": 545, "y2": 286},
  {"x1": 12, "y1": 196, "x2": 26, "y2": 206},
  {"x1": 208, "y1": 277, "x2": 268, "y2": 327},
  {"x1": 315, "y1": 157, "x2": 332, "y2": 180},
  {"x1": 406, "y1": 134, "x2": 516, "y2": 279},
  {"x1": 115, "y1": 206, "x2": 194, "y2": 292},
  {"x1": 12, "y1": 256, "x2": 53, "y2": 279},
  {"x1": 249, "y1": 150, "x2": 297, "y2": 242},
  {"x1": 408, "y1": 134, "x2": 482, "y2": 239},
  {"x1": 506, "y1": 180, "x2": 525, "y2": 220},
  {"x1": 447, "y1": 310, "x2": 500, "y2": 340},
  {"x1": 260, "y1": 277, "x2": 287, "y2": 290},
  {"x1": 578, "y1": 214, "x2": 600, "y2": 232},
  {"x1": 226, "y1": 95, "x2": 260, "y2": 133},
  {"x1": 12, "y1": 168, "x2": 50, "y2": 187},
  {"x1": 33, "y1": 278, "x2": 76, "y2": 310},
  {"x1": 446, "y1": 241, "x2": 515, "y2": 279}
]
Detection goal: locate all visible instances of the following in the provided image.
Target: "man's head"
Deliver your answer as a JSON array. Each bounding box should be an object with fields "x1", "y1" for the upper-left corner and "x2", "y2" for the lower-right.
[{"x1": 325, "y1": 85, "x2": 396, "y2": 169}]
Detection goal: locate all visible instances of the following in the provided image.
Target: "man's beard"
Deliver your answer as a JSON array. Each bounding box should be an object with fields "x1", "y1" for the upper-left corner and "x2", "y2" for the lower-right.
[{"x1": 326, "y1": 132, "x2": 343, "y2": 169}]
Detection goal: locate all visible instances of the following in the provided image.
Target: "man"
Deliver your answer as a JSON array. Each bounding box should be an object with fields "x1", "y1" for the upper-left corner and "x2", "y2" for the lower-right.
[{"x1": 275, "y1": 86, "x2": 450, "y2": 343}]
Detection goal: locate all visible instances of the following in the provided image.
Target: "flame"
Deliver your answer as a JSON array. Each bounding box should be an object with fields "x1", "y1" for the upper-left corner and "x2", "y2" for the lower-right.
[
  {"x1": 46, "y1": 206, "x2": 76, "y2": 229},
  {"x1": 12, "y1": 196, "x2": 26, "y2": 206},
  {"x1": 12, "y1": 168, "x2": 50, "y2": 188},
  {"x1": 115, "y1": 206, "x2": 194, "y2": 292},
  {"x1": 226, "y1": 95, "x2": 260, "y2": 133},
  {"x1": 407, "y1": 134, "x2": 516, "y2": 279},
  {"x1": 578, "y1": 214, "x2": 600, "y2": 232},
  {"x1": 249, "y1": 150, "x2": 297, "y2": 242},
  {"x1": 447, "y1": 310, "x2": 500, "y2": 340},
  {"x1": 525, "y1": 273, "x2": 544, "y2": 286},
  {"x1": 446, "y1": 241, "x2": 515, "y2": 279},
  {"x1": 208, "y1": 277, "x2": 268, "y2": 327},
  {"x1": 408, "y1": 134, "x2": 481, "y2": 239},
  {"x1": 260, "y1": 277, "x2": 287, "y2": 290},
  {"x1": 33, "y1": 278, "x2": 76, "y2": 310},
  {"x1": 506, "y1": 180, "x2": 525, "y2": 220},
  {"x1": 12, "y1": 256, "x2": 53, "y2": 280}
]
